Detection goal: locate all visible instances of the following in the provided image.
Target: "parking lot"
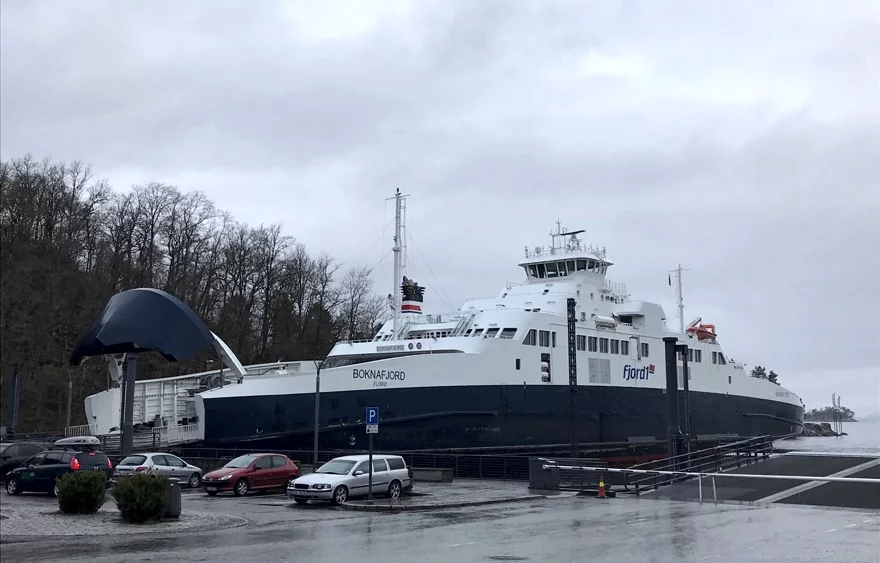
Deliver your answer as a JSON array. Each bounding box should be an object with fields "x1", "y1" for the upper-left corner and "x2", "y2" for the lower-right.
[{"x1": 2, "y1": 480, "x2": 878, "y2": 563}]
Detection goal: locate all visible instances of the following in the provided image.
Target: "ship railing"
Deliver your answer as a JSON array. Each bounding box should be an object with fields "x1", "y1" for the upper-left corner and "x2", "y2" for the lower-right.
[
  {"x1": 65, "y1": 424, "x2": 97, "y2": 437},
  {"x1": 622, "y1": 435, "x2": 774, "y2": 493},
  {"x1": 152, "y1": 424, "x2": 201, "y2": 446}
]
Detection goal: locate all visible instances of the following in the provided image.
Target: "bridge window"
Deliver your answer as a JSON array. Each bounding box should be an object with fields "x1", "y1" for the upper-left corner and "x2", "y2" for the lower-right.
[
  {"x1": 523, "y1": 329, "x2": 537, "y2": 346},
  {"x1": 485, "y1": 328, "x2": 499, "y2": 338},
  {"x1": 641, "y1": 342, "x2": 650, "y2": 358},
  {"x1": 537, "y1": 263, "x2": 546, "y2": 278},
  {"x1": 576, "y1": 335, "x2": 586, "y2": 351},
  {"x1": 546, "y1": 263, "x2": 559, "y2": 278},
  {"x1": 566, "y1": 260, "x2": 575, "y2": 274},
  {"x1": 695, "y1": 349, "x2": 702, "y2": 363},
  {"x1": 472, "y1": 328, "x2": 484, "y2": 337},
  {"x1": 620, "y1": 340, "x2": 629, "y2": 355},
  {"x1": 539, "y1": 330, "x2": 550, "y2": 347},
  {"x1": 528, "y1": 265, "x2": 538, "y2": 277},
  {"x1": 610, "y1": 339, "x2": 620, "y2": 354},
  {"x1": 712, "y1": 351, "x2": 717, "y2": 364},
  {"x1": 688, "y1": 348, "x2": 694, "y2": 362},
  {"x1": 499, "y1": 328, "x2": 517, "y2": 339},
  {"x1": 718, "y1": 353, "x2": 726, "y2": 365},
  {"x1": 556, "y1": 262, "x2": 568, "y2": 276},
  {"x1": 576, "y1": 259, "x2": 587, "y2": 271},
  {"x1": 599, "y1": 338, "x2": 609, "y2": 353},
  {"x1": 588, "y1": 336, "x2": 598, "y2": 352}
]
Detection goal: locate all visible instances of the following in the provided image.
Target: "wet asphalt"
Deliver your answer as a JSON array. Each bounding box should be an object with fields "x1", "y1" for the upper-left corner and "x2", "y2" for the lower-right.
[{"x1": 2, "y1": 487, "x2": 877, "y2": 563}]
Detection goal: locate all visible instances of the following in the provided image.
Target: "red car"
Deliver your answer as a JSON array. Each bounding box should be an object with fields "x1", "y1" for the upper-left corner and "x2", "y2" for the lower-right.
[{"x1": 202, "y1": 453, "x2": 300, "y2": 496}]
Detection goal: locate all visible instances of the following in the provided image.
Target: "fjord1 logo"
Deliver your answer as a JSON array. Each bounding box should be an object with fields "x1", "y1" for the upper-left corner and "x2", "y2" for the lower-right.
[{"x1": 623, "y1": 364, "x2": 655, "y2": 381}]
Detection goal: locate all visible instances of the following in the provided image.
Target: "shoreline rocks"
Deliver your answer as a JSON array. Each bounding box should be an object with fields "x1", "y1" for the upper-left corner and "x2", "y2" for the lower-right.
[{"x1": 802, "y1": 422, "x2": 848, "y2": 437}]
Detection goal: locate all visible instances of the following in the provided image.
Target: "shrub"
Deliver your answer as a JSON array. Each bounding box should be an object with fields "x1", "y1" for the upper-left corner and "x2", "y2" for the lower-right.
[
  {"x1": 112, "y1": 473, "x2": 168, "y2": 524},
  {"x1": 56, "y1": 470, "x2": 108, "y2": 515}
]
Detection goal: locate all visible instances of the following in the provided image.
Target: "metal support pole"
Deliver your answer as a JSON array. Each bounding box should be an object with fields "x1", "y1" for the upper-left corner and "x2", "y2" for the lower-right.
[
  {"x1": 120, "y1": 354, "x2": 138, "y2": 457},
  {"x1": 367, "y1": 432, "x2": 374, "y2": 503},
  {"x1": 313, "y1": 360, "x2": 322, "y2": 469},
  {"x1": 712, "y1": 475, "x2": 717, "y2": 504},
  {"x1": 677, "y1": 344, "x2": 693, "y2": 463},
  {"x1": 663, "y1": 337, "x2": 682, "y2": 466},
  {"x1": 566, "y1": 298, "x2": 578, "y2": 458},
  {"x1": 698, "y1": 474, "x2": 703, "y2": 504}
]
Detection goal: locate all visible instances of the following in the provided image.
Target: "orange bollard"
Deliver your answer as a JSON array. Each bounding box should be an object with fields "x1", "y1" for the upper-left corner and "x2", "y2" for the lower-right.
[{"x1": 598, "y1": 474, "x2": 606, "y2": 498}]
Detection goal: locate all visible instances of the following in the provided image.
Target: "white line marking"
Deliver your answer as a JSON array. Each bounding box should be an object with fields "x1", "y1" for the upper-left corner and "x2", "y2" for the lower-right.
[
  {"x1": 825, "y1": 529, "x2": 837, "y2": 533},
  {"x1": 464, "y1": 542, "x2": 477, "y2": 545},
  {"x1": 448, "y1": 544, "x2": 462, "y2": 547},
  {"x1": 845, "y1": 524, "x2": 857, "y2": 528},
  {"x1": 863, "y1": 519, "x2": 872, "y2": 523}
]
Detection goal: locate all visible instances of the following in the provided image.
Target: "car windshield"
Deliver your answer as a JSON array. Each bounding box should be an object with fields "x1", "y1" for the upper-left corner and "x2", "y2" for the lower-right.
[
  {"x1": 0, "y1": 443, "x2": 10, "y2": 454},
  {"x1": 316, "y1": 459, "x2": 357, "y2": 475},
  {"x1": 119, "y1": 455, "x2": 147, "y2": 465},
  {"x1": 224, "y1": 455, "x2": 258, "y2": 468}
]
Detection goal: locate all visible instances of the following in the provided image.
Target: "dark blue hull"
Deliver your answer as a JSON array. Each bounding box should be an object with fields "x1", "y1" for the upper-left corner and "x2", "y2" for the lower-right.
[{"x1": 202, "y1": 384, "x2": 804, "y2": 452}]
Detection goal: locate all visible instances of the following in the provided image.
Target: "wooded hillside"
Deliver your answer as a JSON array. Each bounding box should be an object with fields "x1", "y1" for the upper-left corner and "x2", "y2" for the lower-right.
[{"x1": 0, "y1": 155, "x2": 387, "y2": 432}]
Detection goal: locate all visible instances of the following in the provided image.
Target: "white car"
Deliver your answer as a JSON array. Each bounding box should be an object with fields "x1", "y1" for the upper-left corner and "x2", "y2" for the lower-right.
[
  {"x1": 113, "y1": 452, "x2": 204, "y2": 488},
  {"x1": 287, "y1": 454, "x2": 411, "y2": 505}
]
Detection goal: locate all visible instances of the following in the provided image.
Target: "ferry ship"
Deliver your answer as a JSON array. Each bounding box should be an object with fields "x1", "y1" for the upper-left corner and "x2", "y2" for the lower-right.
[{"x1": 78, "y1": 189, "x2": 804, "y2": 452}]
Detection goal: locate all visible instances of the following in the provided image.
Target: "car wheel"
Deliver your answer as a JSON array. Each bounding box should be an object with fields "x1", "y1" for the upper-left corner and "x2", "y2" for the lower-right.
[
  {"x1": 388, "y1": 480, "x2": 402, "y2": 499},
  {"x1": 233, "y1": 479, "x2": 249, "y2": 497},
  {"x1": 293, "y1": 498, "x2": 309, "y2": 505},
  {"x1": 5, "y1": 477, "x2": 21, "y2": 495},
  {"x1": 52, "y1": 483, "x2": 59, "y2": 497},
  {"x1": 188, "y1": 473, "x2": 202, "y2": 488},
  {"x1": 332, "y1": 485, "x2": 348, "y2": 505}
]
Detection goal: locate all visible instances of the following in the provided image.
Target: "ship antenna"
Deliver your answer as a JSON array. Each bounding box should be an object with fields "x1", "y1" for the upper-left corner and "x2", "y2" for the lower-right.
[{"x1": 669, "y1": 264, "x2": 691, "y2": 334}]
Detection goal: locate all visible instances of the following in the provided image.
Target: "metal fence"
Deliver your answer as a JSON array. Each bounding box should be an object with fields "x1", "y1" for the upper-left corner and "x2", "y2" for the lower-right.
[{"x1": 622, "y1": 435, "x2": 773, "y2": 493}]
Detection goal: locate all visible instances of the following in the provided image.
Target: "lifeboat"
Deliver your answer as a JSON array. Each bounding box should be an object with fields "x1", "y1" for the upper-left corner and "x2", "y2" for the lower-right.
[{"x1": 687, "y1": 323, "x2": 717, "y2": 341}]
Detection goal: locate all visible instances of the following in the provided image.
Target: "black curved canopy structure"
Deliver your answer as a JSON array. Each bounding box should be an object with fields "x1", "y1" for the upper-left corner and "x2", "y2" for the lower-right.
[{"x1": 70, "y1": 287, "x2": 215, "y2": 366}]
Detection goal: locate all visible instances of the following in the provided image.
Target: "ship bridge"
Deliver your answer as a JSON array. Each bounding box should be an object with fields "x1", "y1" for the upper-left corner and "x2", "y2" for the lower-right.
[{"x1": 519, "y1": 224, "x2": 616, "y2": 284}]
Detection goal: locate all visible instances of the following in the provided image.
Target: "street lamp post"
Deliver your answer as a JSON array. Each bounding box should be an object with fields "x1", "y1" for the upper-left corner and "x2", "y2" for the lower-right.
[{"x1": 312, "y1": 359, "x2": 325, "y2": 470}]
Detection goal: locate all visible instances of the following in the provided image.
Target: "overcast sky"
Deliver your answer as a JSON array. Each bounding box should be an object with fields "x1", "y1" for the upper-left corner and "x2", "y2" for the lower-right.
[{"x1": 2, "y1": 0, "x2": 878, "y2": 416}]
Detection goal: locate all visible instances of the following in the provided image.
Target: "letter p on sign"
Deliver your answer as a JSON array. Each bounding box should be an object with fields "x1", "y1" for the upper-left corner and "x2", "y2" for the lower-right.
[{"x1": 366, "y1": 407, "x2": 379, "y2": 425}]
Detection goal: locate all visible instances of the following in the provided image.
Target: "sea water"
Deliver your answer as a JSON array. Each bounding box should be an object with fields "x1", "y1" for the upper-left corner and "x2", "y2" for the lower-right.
[{"x1": 775, "y1": 420, "x2": 880, "y2": 455}]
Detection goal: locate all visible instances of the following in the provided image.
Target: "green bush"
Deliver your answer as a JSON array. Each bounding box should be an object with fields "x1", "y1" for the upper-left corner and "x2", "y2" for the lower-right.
[
  {"x1": 111, "y1": 473, "x2": 168, "y2": 524},
  {"x1": 56, "y1": 470, "x2": 108, "y2": 515}
]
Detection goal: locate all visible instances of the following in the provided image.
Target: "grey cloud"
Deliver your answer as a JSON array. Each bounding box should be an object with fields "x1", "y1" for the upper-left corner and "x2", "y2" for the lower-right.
[{"x1": 2, "y1": 0, "x2": 878, "y2": 411}]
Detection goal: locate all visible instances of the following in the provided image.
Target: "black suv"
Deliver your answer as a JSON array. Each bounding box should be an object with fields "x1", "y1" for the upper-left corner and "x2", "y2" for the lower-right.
[
  {"x1": 1, "y1": 441, "x2": 50, "y2": 482},
  {"x1": 4, "y1": 436, "x2": 113, "y2": 496}
]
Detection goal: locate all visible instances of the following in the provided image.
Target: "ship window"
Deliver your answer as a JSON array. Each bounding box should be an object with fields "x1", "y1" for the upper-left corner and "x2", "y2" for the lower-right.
[
  {"x1": 620, "y1": 340, "x2": 629, "y2": 355},
  {"x1": 485, "y1": 328, "x2": 500, "y2": 338},
  {"x1": 472, "y1": 328, "x2": 484, "y2": 337},
  {"x1": 728, "y1": 376, "x2": 732, "y2": 384},
  {"x1": 528, "y1": 265, "x2": 538, "y2": 277},
  {"x1": 499, "y1": 328, "x2": 517, "y2": 339},
  {"x1": 610, "y1": 339, "x2": 620, "y2": 354},
  {"x1": 516, "y1": 358, "x2": 521, "y2": 370},
  {"x1": 719, "y1": 353, "x2": 726, "y2": 365},
  {"x1": 523, "y1": 329, "x2": 537, "y2": 346},
  {"x1": 641, "y1": 342, "x2": 650, "y2": 357},
  {"x1": 588, "y1": 260, "x2": 595, "y2": 270},
  {"x1": 588, "y1": 336, "x2": 598, "y2": 352},
  {"x1": 557, "y1": 262, "x2": 568, "y2": 276},
  {"x1": 590, "y1": 293, "x2": 594, "y2": 300},
  {"x1": 576, "y1": 259, "x2": 587, "y2": 271},
  {"x1": 538, "y1": 330, "x2": 550, "y2": 347},
  {"x1": 465, "y1": 329, "x2": 473, "y2": 336},
  {"x1": 580, "y1": 312, "x2": 586, "y2": 321},
  {"x1": 695, "y1": 349, "x2": 702, "y2": 363},
  {"x1": 599, "y1": 338, "x2": 609, "y2": 353},
  {"x1": 576, "y1": 335, "x2": 586, "y2": 351},
  {"x1": 551, "y1": 332, "x2": 557, "y2": 347},
  {"x1": 688, "y1": 348, "x2": 694, "y2": 362},
  {"x1": 712, "y1": 351, "x2": 718, "y2": 364},
  {"x1": 546, "y1": 262, "x2": 559, "y2": 277},
  {"x1": 537, "y1": 263, "x2": 546, "y2": 278},
  {"x1": 566, "y1": 260, "x2": 576, "y2": 274},
  {"x1": 533, "y1": 308, "x2": 541, "y2": 312}
]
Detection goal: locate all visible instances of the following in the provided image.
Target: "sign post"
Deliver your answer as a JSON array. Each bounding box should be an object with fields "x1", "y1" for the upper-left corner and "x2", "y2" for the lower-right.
[{"x1": 366, "y1": 407, "x2": 379, "y2": 503}]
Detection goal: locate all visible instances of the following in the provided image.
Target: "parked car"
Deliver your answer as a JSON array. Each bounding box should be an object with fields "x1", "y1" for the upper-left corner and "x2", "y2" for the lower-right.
[
  {"x1": 112, "y1": 453, "x2": 204, "y2": 488},
  {"x1": 4, "y1": 436, "x2": 113, "y2": 496},
  {"x1": 202, "y1": 453, "x2": 300, "y2": 496},
  {"x1": 1, "y1": 441, "x2": 50, "y2": 483},
  {"x1": 287, "y1": 454, "x2": 411, "y2": 505}
]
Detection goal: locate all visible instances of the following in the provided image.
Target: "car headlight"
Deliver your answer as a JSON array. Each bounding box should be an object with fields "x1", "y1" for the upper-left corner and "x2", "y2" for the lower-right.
[
  {"x1": 218, "y1": 474, "x2": 232, "y2": 481},
  {"x1": 313, "y1": 483, "x2": 332, "y2": 490}
]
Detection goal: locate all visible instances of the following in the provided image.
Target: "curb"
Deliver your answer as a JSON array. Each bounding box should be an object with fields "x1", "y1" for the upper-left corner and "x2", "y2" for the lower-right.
[{"x1": 340, "y1": 494, "x2": 547, "y2": 512}]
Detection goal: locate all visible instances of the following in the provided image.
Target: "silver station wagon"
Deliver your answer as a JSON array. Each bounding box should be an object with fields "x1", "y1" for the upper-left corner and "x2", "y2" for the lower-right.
[{"x1": 287, "y1": 454, "x2": 411, "y2": 505}]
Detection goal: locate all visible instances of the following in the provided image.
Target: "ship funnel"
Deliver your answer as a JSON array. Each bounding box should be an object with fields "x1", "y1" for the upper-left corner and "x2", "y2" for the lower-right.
[{"x1": 401, "y1": 276, "x2": 425, "y2": 315}]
